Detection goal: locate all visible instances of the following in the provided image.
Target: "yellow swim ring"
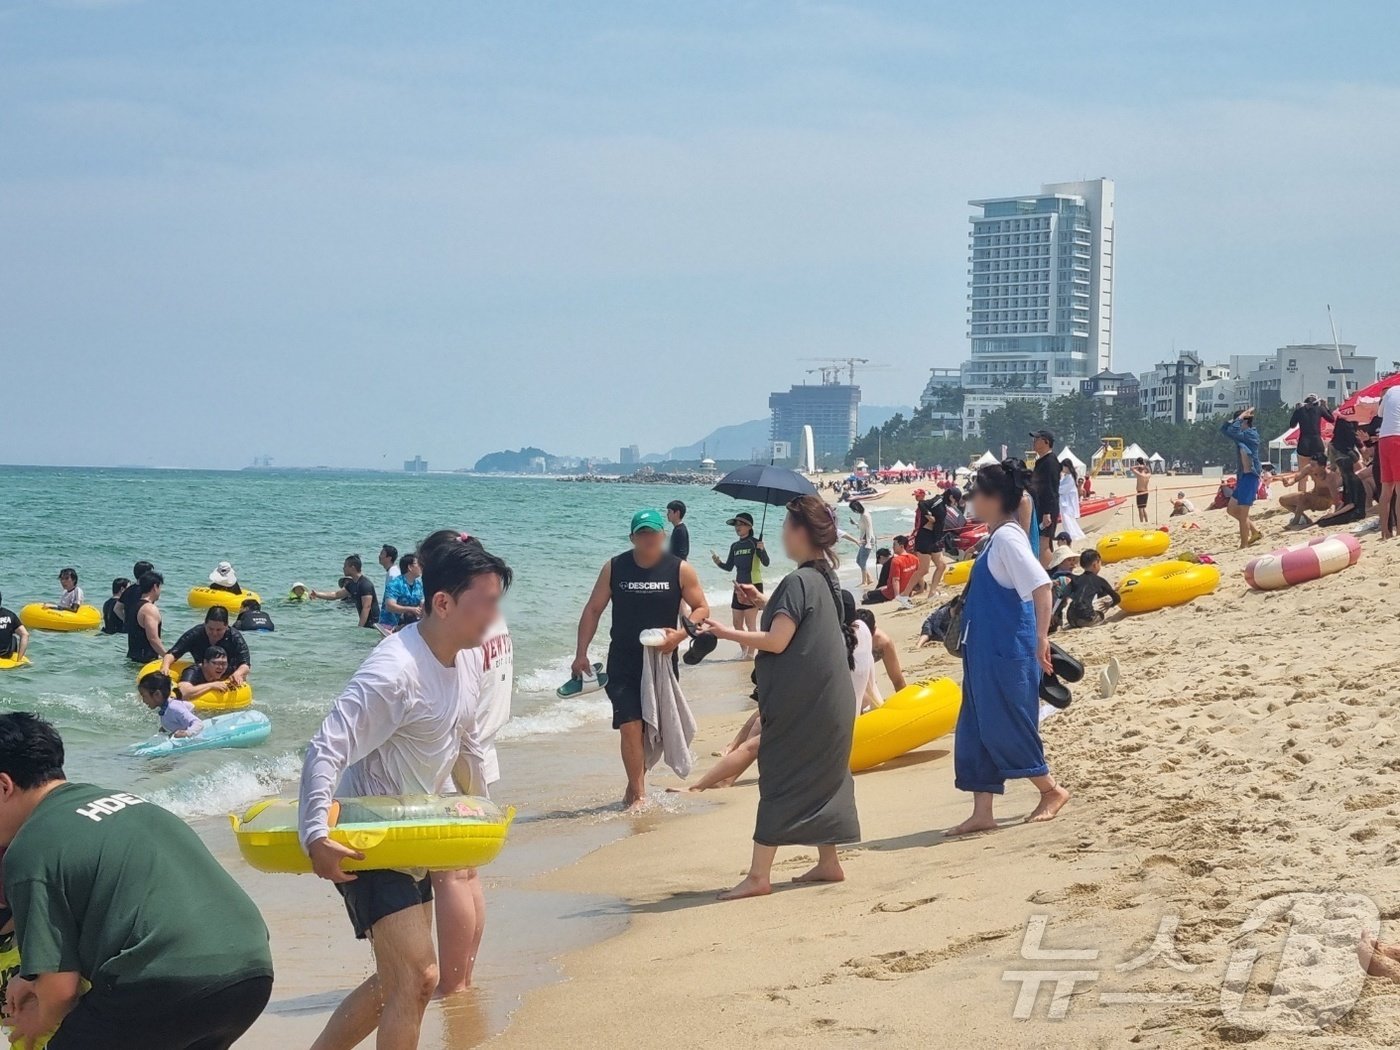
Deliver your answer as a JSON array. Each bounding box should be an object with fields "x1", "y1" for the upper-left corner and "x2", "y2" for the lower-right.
[
  {"x1": 850, "y1": 678, "x2": 961, "y2": 772},
  {"x1": 941, "y1": 560, "x2": 973, "y2": 588},
  {"x1": 1117, "y1": 559, "x2": 1220, "y2": 614},
  {"x1": 134, "y1": 659, "x2": 252, "y2": 712},
  {"x1": 230, "y1": 794, "x2": 516, "y2": 874},
  {"x1": 1096, "y1": 529, "x2": 1171, "y2": 564},
  {"x1": 187, "y1": 587, "x2": 261, "y2": 614},
  {"x1": 19, "y1": 604, "x2": 101, "y2": 632},
  {"x1": 0, "y1": 654, "x2": 31, "y2": 671},
  {"x1": 1, "y1": 940, "x2": 89, "y2": 1050}
]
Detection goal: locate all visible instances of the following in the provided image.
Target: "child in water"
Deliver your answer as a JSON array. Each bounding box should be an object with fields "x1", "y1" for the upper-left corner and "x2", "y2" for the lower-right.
[{"x1": 138, "y1": 671, "x2": 204, "y2": 738}]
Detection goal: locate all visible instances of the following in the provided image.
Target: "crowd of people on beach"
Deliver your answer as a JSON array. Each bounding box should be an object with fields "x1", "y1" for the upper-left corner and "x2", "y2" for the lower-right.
[{"x1": 3, "y1": 385, "x2": 1399, "y2": 1047}]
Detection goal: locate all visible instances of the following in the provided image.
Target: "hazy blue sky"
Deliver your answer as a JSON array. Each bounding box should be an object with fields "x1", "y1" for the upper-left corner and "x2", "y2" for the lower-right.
[{"x1": 5, "y1": 1, "x2": 1399, "y2": 469}]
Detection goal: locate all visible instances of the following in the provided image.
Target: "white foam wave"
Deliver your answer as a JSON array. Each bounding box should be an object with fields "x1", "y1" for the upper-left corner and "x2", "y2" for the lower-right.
[
  {"x1": 146, "y1": 750, "x2": 304, "y2": 820},
  {"x1": 497, "y1": 695, "x2": 613, "y2": 740}
]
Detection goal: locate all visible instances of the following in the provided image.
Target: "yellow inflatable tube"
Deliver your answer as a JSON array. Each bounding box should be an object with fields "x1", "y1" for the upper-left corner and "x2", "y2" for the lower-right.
[
  {"x1": 134, "y1": 659, "x2": 253, "y2": 713},
  {"x1": 188, "y1": 587, "x2": 261, "y2": 614},
  {"x1": 0, "y1": 654, "x2": 31, "y2": 671},
  {"x1": 1, "y1": 941, "x2": 89, "y2": 1050},
  {"x1": 1096, "y1": 529, "x2": 1171, "y2": 564},
  {"x1": 19, "y1": 604, "x2": 101, "y2": 632},
  {"x1": 941, "y1": 560, "x2": 973, "y2": 588},
  {"x1": 1117, "y1": 560, "x2": 1221, "y2": 614},
  {"x1": 850, "y1": 678, "x2": 961, "y2": 772},
  {"x1": 230, "y1": 795, "x2": 516, "y2": 873}
]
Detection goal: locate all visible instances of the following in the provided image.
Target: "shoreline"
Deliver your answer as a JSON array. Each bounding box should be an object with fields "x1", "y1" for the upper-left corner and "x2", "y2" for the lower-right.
[{"x1": 482, "y1": 476, "x2": 1400, "y2": 1049}]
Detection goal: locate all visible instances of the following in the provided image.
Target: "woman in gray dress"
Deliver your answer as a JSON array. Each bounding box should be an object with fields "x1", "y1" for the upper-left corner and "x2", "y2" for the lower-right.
[{"x1": 701, "y1": 495, "x2": 860, "y2": 900}]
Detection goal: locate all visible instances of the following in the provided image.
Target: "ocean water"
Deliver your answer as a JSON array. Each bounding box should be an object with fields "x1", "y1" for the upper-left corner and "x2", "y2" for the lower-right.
[{"x1": 0, "y1": 466, "x2": 888, "y2": 820}]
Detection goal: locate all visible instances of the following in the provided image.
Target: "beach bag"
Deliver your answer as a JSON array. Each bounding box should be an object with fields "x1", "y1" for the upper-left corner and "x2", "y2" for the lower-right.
[{"x1": 943, "y1": 590, "x2": 967, "y2": 658}]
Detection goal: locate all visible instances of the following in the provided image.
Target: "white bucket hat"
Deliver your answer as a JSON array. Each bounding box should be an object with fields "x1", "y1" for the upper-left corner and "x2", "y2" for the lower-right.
[{"x1": 209, "y1": 560, "x2": 238, "y2": 587}]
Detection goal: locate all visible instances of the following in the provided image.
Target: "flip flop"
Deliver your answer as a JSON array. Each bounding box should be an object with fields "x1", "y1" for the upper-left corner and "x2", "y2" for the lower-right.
[
  {"x1": 1048, "y1": 643, "x2": 1085, "y2": 684},
  {"x1": 683, "y1": 631, "x2": 718, "y2": 666},
  {"x1": 557, "y1": 664, "x2": 608, "y2": 698},
  {"x1": 1039, "y1": 672, "x2": 1072, "y2": 709}
]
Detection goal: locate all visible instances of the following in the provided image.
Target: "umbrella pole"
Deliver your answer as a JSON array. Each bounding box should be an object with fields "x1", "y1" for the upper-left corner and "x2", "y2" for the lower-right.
[{"x1": 759, "y1": 491, "x2": 769, "y2": 539}]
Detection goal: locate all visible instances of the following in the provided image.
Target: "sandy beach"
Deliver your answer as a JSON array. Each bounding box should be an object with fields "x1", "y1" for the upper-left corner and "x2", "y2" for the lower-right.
[{"x1": 474, "y1": 474, "x2": 1400, "y2": 1049}]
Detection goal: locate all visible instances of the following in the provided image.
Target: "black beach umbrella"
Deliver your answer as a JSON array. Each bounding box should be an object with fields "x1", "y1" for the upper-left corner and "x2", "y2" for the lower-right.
[{"x1": 713, "y1": 464, "x2": 818, "y2": 537}]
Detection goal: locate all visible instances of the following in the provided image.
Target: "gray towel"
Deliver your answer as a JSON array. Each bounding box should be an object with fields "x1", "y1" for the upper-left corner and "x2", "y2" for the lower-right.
[{"x1": 640, "y1": 647, "x2": 696, "y2": 778}]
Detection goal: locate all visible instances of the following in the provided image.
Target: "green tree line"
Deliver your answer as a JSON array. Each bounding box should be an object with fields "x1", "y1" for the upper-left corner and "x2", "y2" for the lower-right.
[{"x1": 847, "y1": 393, "x2": 1294, "y2": 472}]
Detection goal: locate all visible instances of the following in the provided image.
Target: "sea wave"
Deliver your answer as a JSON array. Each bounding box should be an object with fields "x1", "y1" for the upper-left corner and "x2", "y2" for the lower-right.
[
  {"x1": 498, "y1": 695, "x2": 613, "y2": 740},
  {"x1": 146, "y1": 750, "x2": 304, "y2": 819}
]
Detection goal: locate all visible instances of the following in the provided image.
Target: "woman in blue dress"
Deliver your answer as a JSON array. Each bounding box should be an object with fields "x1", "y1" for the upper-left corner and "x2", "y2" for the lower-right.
[{"x1": 948, "y1": 461, "x2": 1070, "y2": 836}]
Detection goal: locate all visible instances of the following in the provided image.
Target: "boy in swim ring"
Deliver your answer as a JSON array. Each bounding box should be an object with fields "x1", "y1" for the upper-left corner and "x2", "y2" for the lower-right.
[
  {"x1": 287, "y1": 582, "x2": 309, "y2": 602},
  {"x1": 175, "y1": 647, "x2": 234, "y2": 703},
  {"x1": 138, "y1": 671, "x2": 204, "y2": 738}
]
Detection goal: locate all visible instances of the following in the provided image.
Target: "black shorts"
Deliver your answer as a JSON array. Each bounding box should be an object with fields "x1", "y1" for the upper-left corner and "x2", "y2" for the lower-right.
[
  {"x1": 731, "y1": 580, "x2": 764, "y2": 610},
  {"x1": 605, "y1": 676, "x2": 643, "y2": 728},
  {"x1": 1136, "y1": 493, "x2": 1149, "y2": 509},
  {"x1": 913, "y1": 530, "x2": 942, "y2": 555},
  {"x1": 48, "y1": 975, "x2": 273, "y2": 1050},
  {"x1": 1297, "y1": 435, "x2": 1326, "y2": 461},
  {"x1": 336, "y1": 868, "x2": 433, "y2": 939}
]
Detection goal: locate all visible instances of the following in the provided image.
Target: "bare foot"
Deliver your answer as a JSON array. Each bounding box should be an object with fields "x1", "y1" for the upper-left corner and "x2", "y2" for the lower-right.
[
  {"x1": 1027, "y1": 785, "x2": 1070, "y2": 823},
  {"x1": 945, "y1": 815, "x2": 998, "y2": 836},
  {"x1": 792, "y1": 860, "x2": 845, "y2": 884},
  {"x1": 1358, "y1": 933, "x2": 1400, "y2": 979},
  {"x1": 718, "y1": 874, "x2": 772, "y2": 901},
  {"x1": 622, "y1": 790, "x2": 649, "y2": 813}
]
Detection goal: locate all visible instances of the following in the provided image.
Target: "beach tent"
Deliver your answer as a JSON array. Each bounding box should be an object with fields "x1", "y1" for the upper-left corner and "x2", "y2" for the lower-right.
[
  {"x1": 1148, "y1": 451, "x2": 1166, "y2": 473},
  {"x1": 1122, "y1": 442, "x2": 1149, "y2": 463},
  {"x1": 1057, "y1": 446, "x2": 1086, "y2": 473},
  {"x1": 973, "y1": 450, "x2": 999, "y2": 468},
  {"x1": 889, "y1": 460, "x2": 908, "y2": 472}
]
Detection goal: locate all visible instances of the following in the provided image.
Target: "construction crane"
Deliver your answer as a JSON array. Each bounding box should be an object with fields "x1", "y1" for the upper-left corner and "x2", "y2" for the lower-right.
[{"x1": 799, "y1": 357, "x2": 890, "y2": 385}]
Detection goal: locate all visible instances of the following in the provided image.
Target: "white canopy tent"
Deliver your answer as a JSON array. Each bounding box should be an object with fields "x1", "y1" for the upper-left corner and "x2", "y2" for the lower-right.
[
  {"x1": 1057, "y1": 446, "x2": 1086, "y2": 473},
  {"x1": 1122, "y1": 442, "x2": 1149, "y2": 463},
  {"x1": 973, "y1": 450, "x2": 999, "y2": 468},
  {"x1": 1148, "y1": 451, "x2": 1166, "y2": 474},
  {"x1": 888, "y1": 460, "x2": 908, "y2": 472}
]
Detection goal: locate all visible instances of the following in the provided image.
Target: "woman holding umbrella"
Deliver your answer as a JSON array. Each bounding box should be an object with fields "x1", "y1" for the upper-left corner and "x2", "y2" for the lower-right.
[
  {"x1": 711, "y1": 512, "x2": 771, "y2": 658},
  {"x1": 700, "y1": 494, "x2": 860, "y2": 900}
]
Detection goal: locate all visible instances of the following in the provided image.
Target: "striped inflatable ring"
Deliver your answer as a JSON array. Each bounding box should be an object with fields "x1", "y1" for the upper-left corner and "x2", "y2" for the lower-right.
[{"x1": 1244, "y1": 533, "x2": 1361, "y2": 591}]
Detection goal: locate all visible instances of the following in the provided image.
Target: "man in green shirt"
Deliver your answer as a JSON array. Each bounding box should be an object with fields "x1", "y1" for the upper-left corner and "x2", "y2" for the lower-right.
[{"x1": 0, "y1": 713, "x2": 273, "y2": 1049}]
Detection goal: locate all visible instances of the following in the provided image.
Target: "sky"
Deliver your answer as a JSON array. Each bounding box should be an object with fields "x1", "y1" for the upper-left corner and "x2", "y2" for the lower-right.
[{"x1": 4, "y1": 0, "x2": 1400, "y2": 470}]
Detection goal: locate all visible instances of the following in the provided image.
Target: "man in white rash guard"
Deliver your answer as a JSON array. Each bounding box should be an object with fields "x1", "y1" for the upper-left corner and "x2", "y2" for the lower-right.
[{"x1": 298, "y1": 529, "x2": 512, "y2": 1050}]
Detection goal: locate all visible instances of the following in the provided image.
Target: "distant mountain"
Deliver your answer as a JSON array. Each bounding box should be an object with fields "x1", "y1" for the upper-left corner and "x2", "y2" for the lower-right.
[
  {"x1": 664, "y1": 406, "x2": 913, "y2": 461},
  {"x1": 473, "y1": 447, "x2": 552, "y2": 473}
]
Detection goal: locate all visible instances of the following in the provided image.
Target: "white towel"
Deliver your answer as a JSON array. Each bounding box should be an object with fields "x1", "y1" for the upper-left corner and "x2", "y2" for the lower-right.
[{"x1": 639, "y1": 647, "x2": 696, "y2": 778}]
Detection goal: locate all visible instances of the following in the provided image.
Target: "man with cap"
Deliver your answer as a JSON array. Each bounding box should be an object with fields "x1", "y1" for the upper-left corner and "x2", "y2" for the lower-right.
[
  {"x1": 572, "y1": 510, "x2": 710, "y2": 809},
  {"x1": 207, "y1": 561, "x2": 243, "y2": 595},
  {"x1": 1028, "y1": 430, "x2": 1061, "y2": 567},
  {"x1": 710, "y1": 511, "x2": 771, "y2": 657}
]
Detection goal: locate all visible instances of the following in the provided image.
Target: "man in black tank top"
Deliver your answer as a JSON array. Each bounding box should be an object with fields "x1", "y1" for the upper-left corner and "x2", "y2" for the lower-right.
[
  {"x1": 573, "y1": 509, "x2": 710, "y2": 809},
  {"x1": 126, "y1": 571, "x2": 166, "y2": 664}
]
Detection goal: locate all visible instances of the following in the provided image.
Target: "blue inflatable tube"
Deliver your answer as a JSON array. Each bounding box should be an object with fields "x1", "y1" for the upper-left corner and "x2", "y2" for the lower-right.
[{"x1": 129, "y1": 710, "x2": 271, "y2": 758}]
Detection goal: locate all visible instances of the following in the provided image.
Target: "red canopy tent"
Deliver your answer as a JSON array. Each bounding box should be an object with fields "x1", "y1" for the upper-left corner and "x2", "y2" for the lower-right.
[{"x1": 1275, "y1": 372, "x2": 1400, "y2": 448}]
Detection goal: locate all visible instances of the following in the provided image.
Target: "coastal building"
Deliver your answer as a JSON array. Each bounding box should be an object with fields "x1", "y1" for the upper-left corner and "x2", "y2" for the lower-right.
[
  {"x1": 959, "y1": 178, "x2": 1116, "y2": 436},
  {"x1": 768, "y1": 381, "x2": 860, "y2": 465},
  {"x1": 1079, "y1": 369, "x2": 1139, "y2": 405},
  {"x1": 619, "y1": 445, "x2": 640, "y2": 466},
  {"x1": 917, "y1": 367, "x2": 964, "y2": 436},
  {"x1": 1240, "y1": 344, "x2": 1375, "y2": 410},
  {"x1": 403, "y1": 455, "x2": 428, "y2": 473}
]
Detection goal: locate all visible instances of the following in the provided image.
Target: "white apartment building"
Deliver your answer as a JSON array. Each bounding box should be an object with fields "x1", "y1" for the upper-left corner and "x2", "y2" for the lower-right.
[{"x1": 959, "y1": 178, "x2": 1115, "y2": 435}]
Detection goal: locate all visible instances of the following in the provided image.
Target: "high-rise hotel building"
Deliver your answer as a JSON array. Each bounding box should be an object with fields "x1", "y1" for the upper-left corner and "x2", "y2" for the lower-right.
[{"x1": 959, "y1": 178, "x2": 1115, "y2": 436}]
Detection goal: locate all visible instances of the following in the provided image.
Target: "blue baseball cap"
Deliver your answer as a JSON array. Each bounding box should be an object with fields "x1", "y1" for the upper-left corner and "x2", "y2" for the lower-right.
[{"x1": 630, "y1": 509, "x2": 666, "y2": 535}]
